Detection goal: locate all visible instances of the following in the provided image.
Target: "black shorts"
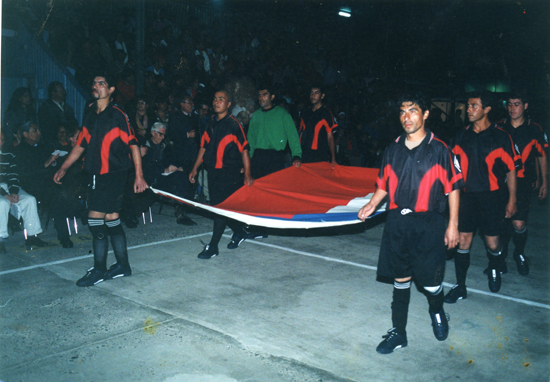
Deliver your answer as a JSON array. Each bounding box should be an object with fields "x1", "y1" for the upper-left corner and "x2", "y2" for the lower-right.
[
  {"x1": 208, "y1": 167, "x2": 243, "y2": 205},
  {"x1": 251, "y1": 149, "x2": 286, "y2": 179},
  {"x1": 87, "y1": 171, "x2": 128, "y2": 214},
  {"x1": 377, "y1": 210, "x2": 446, "y2": 286},
  {"x1": 459, "y1": 190, "x2": 507, "y2": 236},
  {"x1": 513, "y1": 178, "x2": 532, "y2": 222}
]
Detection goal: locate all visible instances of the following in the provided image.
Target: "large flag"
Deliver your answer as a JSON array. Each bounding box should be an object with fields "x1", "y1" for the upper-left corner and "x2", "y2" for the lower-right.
[{"x1": 151, "y1": 162, "x2": 385, "y2": 229}]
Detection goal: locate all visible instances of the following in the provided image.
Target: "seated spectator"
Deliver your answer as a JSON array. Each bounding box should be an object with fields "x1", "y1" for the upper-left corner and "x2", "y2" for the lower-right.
[
  {"x1": 0, "y1": 133, "x2": 48, "y2": 253},
  {"x1": 55, "y1": 125, "x2": 70, "y2": 149},
  {"x1": 128, "y1": 96, "x2": 150, "y2": 145},
  {"x1": 115, "y1": 68, "x2": 135, "y2": 108},
  {"x1": 12, "y1": 121, "x2": 58, "y2": 206},
  {"x1": 50, "y1": 124, "x2": 88, "y2": 248},
  {"x1": 3, "y1": 87, "x2": 36, "y2": 147},
  {"x1": 141, "y1": 122, "x2": 195, "y2": 225},
  {"x1": 153, "y1": 95, "x2": 170, "y2": 126}
]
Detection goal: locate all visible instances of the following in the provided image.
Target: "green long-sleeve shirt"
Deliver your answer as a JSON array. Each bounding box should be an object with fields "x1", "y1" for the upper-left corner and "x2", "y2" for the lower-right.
[{"x1": 247, "y1": 106, "x2": 302, "y2": 158}]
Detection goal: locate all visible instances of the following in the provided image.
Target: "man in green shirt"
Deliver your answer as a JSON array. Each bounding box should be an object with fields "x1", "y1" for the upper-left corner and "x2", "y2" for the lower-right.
[{"x1": 247, "y1": 85, "x2": 302, "y2": 179}]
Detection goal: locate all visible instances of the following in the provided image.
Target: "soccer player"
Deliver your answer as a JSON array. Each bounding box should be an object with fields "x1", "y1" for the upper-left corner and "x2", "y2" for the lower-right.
[
  {"x1": 54, "y1": 74, "x2": 148, "y2": 287},
  {"x1": 498, "y1": 92, "x2": 548, "y2": 275},
  {"x1": 358, "y1": 91, "x2": 462, "y2": 354},
  {"x1": 445, "y1": 91, "x2": 521, "y2": 302}
]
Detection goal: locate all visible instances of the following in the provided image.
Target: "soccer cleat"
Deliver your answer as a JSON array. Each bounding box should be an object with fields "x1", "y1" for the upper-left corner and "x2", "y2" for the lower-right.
[
  {"x1": 488, "y1": 268, "x2": 501, "y2": 293},
  {"x1": 429, "y1": 310, "x2": 450, "y2": 341},
  {"x1": 105, "y1": 263, "x2": 132, "y2": 280},
  {"x1": 198, "y1": 245, "x2": 219, "y2": 259},
  {"x1": 483, "y1": 260, "x2": 507, "y2": 275},
  {"x1": 513, "y1": 254, "x2": 529, "y2": 276},
  {"x1": 444, "y1": 284, "x2": 467, "y2": 304},
  {"x1": 76, "y1": 267, "x2": 106, "y2": 287},
  {"x1": 376, "y1": 328, "x2": 408, "y2": 354},
  {"x1": 227, "y1": 232, "x2": 246, "y2": 249}
]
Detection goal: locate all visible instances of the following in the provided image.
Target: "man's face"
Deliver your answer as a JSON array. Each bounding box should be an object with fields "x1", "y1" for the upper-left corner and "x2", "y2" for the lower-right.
[
  {"x1": 399, "y1": 102, "x2": 428, "y2": 136},
  {"x1": 507, "y1": 98, "x2": 528, "y2": 121},
  {"x1": 91, "y1": 76, "x2": 114, "y2": 101},
  {"x1": 151, "y1": 127, "x2": 166, "y2": 145},
  {"x1": 258, "y1": 89, "x2": 274, "y2": 110},
  {"x1": 467, "y1": 98, "x2": 490, "y2": 123},
  {"x1": 181, "y1": 98, "x2": 194, "y2": 114},
  {"x1": 310, "y1": 88, "x2": 325, "y2": 106},
  {"x1": 213, "y1": 92, "x2": 231, "y2": 116},
  {"x1": 23, "y1": 124, "x2": 41, "y2": 145},
  {"x1": 57, "y1": 126, "x2": 67, "y2": 142},
  {"x1": 137, "y1": 99, "x2": 147, "y2": 113},
  {"x1": 199, "y1": 105, "x2": 209, "y2": 118},
  {"x1": 53, "y1": 84, "x2": 67, "y2": 102}
]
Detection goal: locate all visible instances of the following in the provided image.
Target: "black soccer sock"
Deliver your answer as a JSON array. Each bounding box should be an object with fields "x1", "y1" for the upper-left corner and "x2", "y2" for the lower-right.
[
  {"x1": 391, "y1": 281, "x2": 411, "y2": 335},
  {"x1": 209, "y1": 217, "x2": 226, "y2": 249},
  {"x1": 487, "y1": 247, "x2": 502, "y2": 269},
  {"x1": 454, "y1": 249, "x2": 470, "y2": 287},
  {"x1": 426, "y1": 285, "x2": 444, "y2": 313},
  {"x1": 88, "y1": 218, "x2": 108, "y2": 272},
  {"x1": 227, "y1": 219, "x2": 246, "y2": 237},
  {"x1": 106, "y1": 218, "x2": 129, "y2": 266},
  {"x1": 512, "y1": 227, "x2": 528, "y2": 256}
]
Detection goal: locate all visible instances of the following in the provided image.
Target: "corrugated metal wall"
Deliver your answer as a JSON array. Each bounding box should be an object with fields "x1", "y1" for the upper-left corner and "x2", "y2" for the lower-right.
[{"x1": 1, "y1": 24, "x2": 88, "y2": 128}]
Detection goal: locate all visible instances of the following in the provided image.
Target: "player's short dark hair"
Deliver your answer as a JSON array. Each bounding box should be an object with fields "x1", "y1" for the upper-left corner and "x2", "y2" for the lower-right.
[
  {"x1": 311, "y1": 83, "x2": 325, "y2": 95},
  {"x1": 257, "y1": 83, "x2": 275, "y2": 97},
  {"x1": 507, "y1": 90, "x2": 528, "y2": 105},
  {"x1": 397, "y1": 91, "x2": 431, "y2": 113},
  {"x1": 468, "y1": 90, "x2": 495, "y2": 109},
  {"x1": 96, "y1": 73, "x2": 116, "y2": 89},
  {"x1": 215, "y1": 89, "x2": 233, "y2": 105}
]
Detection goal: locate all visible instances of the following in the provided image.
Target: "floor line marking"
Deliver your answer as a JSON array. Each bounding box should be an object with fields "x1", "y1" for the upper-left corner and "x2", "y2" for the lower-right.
[
  {"x1": 0, "y1": 232, "x2": 212, "y2": 276},
  {"x1": 2, "y1": 232, "x2": 548, "y2": 310},
  {"x1": 241, "y1": 236, "x2": 550, "y2": 310}
]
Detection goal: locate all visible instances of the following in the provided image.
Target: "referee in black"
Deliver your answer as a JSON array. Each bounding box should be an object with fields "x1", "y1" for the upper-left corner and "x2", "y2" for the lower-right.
[
  {"x1": 359, "y1": 91, "x2": 463, "y2": 354},
  {"x1": 54, "y1": 74, "x2": 148, "y2": 287}
]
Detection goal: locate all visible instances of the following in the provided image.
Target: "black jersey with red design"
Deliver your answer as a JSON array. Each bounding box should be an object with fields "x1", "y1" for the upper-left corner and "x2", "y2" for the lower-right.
[
  {"x1": 451, "y1": 123, "x2": 521, "y2": 193},
  {"x1": 77, "y1": 101, "x2": 138, "y2": 175},
  {"x1": 201, "y1": 114, "x2": 249, "y2": 170},
  {"x1": 299, "y1": 105, "x2": 338, "y2": 154},
  {"x1": 377, "y1": 129, "x2": 463, "y2": 214},
  {"x1": 499, "y1": 117, "x2": 548, "y2": 181}
]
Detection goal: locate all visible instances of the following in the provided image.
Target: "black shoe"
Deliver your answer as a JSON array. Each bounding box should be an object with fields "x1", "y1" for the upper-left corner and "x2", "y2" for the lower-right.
[
  {"x1": 513, "y1": 254, "x2": 529, "y2": 276},
  {"x1": 76, "y1": 267, "x2": 106, "y2": 287},
  {"x1": 483, "y1": 261, "x2": 508, "y2": 275},
  {"x1": 227, "y1": 232, "x2": 246, "y2": 249},
  {"x1": 105, "y1": 263, "x2": 132, "y2": 279},
  {"x1": 488, "y1": 268, "x2": 501, "y2": 293},
  {"x1": 444, "y1": 284, "x2": 467, "y2": 303},
  {"x1": 25, "y1": 236, "x2": 48, "y2": 250},
  {"x1": 0, "y1": 242, "x2": 6, "y2": 254},
  {"x1": 61, "y1": 239, "x2": 74, "y2": 248},
  {"x1": 246, "y1": 232, "x2": 268, "y2": 240},
  {"x1": 198, "y1": 245, "x2": 218, "y2": 259},
  {"x1": 429, "y1": 310, "x2": 449, "y2": 341},
  {"x1": 376, "y1": 328, "x2": 407, "y2": 354},
  {"x1": 176, "y1": 214, "x2": 197, "y2": 226}
]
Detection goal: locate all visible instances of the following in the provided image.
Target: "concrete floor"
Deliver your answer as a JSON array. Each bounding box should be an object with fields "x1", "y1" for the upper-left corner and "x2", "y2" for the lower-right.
[{"x1": 0, "y1": 198, "x2": 549, "y2": 382}]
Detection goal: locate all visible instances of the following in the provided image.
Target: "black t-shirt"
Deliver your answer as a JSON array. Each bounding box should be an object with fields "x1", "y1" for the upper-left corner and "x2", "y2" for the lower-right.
[
  {"x1": 200, "y1": 114, "x2": 249, "y2": 170},
  {"x1": 377, "y1": 129, "x2": 463, "y2": 214},
  {"x1": 451, "y1": 123, "x2": 521, "y2": 193},
  {"x1": 299, "y1": 105, "x2": 338, "y2": 156}
]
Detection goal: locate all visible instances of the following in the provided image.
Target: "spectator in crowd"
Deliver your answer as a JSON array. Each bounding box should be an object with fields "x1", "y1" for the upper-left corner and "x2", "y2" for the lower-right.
[
  {"x1": 3, "y1": 88, "x2": 37, "y2": 147},
  {"x1": 128, "y1": 95, "x2": 150, "y2": 145},
  {"x1": 38, "y1": 81, "x2": 78, "y2": 144},
  {"x1": 0, "y1": 133, "x2": 48, "y2": 253},
  {"x1": 13, "y1": 121, "x2": 58, "y2": 206}
]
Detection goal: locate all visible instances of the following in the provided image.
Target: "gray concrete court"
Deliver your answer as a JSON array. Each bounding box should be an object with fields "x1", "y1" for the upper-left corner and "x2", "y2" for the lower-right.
[{"x1": 0, "y1": 199, "x2": 549, "y2": 382}]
